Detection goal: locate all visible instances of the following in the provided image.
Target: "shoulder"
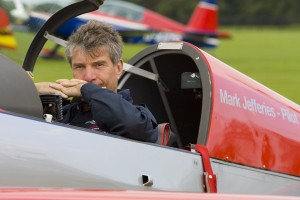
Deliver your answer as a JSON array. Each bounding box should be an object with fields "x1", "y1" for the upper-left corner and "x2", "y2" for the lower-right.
[{"x1": 118, "y1": 89, "x2": 133, "y2": 103}]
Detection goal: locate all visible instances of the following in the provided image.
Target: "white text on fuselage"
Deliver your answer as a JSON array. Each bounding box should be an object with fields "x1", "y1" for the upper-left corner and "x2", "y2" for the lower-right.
[
  {"x1": 143, "y1": 32, "x2": 182, "y2": 43},
  {"x1": 219, "y1": 89, "x2": 299, "y2": 124}
]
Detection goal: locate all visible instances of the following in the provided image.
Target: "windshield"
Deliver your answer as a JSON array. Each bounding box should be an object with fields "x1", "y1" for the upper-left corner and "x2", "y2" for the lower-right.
[{"x1": 100, "y1": 0, "x2": 144, "y2": 21}]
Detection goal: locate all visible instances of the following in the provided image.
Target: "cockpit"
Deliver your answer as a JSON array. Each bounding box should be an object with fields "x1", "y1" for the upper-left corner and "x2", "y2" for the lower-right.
[
  {"x1": 0, "y1": 0, "x2": 213, "y2": 149},
  {"x1": 0, "y1": 41, "x2": 213, "y2": 149},
  {"x1": 119, "y1": 42, "x2": 212, "y2": 147}
]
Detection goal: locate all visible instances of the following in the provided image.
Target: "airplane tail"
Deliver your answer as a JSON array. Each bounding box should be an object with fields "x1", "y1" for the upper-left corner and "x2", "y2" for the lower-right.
[
  {"x1": 187, "y1": 0, "x2": 219, "y2": 35},
  {"x1": 184, "y1": 0, "x2": 231, "y2": 47},
  {"x1": 0, "y1": 8, "x2": 17, "y2": 50}
]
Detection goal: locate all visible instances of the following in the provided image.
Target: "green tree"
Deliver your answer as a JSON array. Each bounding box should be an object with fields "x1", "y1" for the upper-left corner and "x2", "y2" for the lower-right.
[{"x1": 127, "y1": 0, "x2": 300, "y2": 26}]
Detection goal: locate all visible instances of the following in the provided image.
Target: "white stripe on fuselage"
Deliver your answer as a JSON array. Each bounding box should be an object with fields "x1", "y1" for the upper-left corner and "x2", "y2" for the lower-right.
[{"x1": 78, "y1": 12, "x2": 149, "y2": 31}]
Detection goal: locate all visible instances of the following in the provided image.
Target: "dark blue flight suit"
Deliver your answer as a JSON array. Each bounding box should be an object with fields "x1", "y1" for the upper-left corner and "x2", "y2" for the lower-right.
[{"x1": 62, "y1": 83, "x2": 158, "y2": 143}]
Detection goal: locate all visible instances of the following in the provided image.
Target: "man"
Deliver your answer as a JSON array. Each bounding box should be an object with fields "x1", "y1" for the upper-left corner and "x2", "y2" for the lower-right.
[{"x1": 35, "y1": 20, "x2": 158, "y2": 143}]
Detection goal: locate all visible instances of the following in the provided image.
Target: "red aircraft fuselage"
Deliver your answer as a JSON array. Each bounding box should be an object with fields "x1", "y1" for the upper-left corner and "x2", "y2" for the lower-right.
[{"x1": 202, "y1": 50, "x2": 300, "y2": 176}]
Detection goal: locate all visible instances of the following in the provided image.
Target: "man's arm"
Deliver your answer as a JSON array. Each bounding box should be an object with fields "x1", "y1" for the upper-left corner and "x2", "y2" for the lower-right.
[{"x1": 81, "y1": 83, "x2": 158, "y2": 143}]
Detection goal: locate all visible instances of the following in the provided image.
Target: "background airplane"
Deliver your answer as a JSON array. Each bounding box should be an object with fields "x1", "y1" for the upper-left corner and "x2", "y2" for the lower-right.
[
  {"x1": 0, "y1": 7, "x2": 17, "y2": 50},
  {"x1": 26, "y1": 0, "x2": 231, "y2": 58}
]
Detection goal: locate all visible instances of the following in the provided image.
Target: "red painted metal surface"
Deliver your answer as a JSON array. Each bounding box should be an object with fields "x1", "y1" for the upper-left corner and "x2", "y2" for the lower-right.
[
  {"x1": 0, "y1": 188, "x2": 297, "y2": 200},
  {"x1": 142, "y1": 10, "x2": 185, "y2": 33},
  {"x1": 187, "y1": 2, "x2": 218, "y2": 33},
  {"x1": 197, "y1": 50, "x2": 300, "y2": 176}
]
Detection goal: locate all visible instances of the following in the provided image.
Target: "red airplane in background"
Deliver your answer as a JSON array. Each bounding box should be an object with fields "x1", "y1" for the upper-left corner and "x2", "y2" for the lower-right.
[
  {"x1": 0, "y1": 7, "x2": 17, "y2": 50},
  {"x1": 27, "y1": 0, "x2": 231, "y2": 58}
]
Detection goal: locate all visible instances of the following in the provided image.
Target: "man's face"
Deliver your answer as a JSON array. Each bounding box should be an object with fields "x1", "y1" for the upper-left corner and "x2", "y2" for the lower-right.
[{"x1": 71, "y1": 47, "x2": 123, "y2": 92}]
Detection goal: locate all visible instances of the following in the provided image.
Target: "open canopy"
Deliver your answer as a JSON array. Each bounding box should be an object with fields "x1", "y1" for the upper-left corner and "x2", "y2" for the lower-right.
[{"x1": 118, "y1": 42, "x2": 213, "y2": 148}]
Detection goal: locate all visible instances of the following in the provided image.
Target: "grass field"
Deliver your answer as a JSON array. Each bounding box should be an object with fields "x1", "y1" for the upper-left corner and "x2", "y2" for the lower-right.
[
  {"x1": 1, "y1": 27, "x2": 300, "y2": 104},
  {"x1": 215, "y1": 26, "x2": 300, "y2": 104}
]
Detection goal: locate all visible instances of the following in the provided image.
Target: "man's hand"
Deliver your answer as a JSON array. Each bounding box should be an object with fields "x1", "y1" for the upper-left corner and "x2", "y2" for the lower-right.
[
  {"x1": 35, "y1": 82, "x2": 68, "y2": 98},
  {"x1": 55, "y1": 79, "x2": 87, "y2": 98},
  {"x1": 35, "y1": 79, "x2": 87, "y2": 98}
]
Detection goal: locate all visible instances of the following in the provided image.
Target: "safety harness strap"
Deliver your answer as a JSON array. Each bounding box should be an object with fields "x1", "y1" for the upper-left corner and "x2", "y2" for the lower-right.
[{"x1": 157, "y1": 123, "x2": 171, "y2": 146}]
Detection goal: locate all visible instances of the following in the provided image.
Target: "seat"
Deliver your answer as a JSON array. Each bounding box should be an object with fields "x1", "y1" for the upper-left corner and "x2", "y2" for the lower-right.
[{"x1": 156, "y1": 123, "x2": 178, "y2": 147}]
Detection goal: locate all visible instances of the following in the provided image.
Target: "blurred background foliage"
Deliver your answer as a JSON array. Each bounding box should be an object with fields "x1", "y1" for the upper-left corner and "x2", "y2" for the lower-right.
[{"x1": 127, "y1": 0, "x2": 300, "y2": 26}]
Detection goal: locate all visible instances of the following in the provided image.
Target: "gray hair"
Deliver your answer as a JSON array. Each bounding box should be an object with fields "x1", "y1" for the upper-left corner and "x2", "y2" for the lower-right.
[{"x1": 65, "y1": 20, "x2": 123, "y2": 65}]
